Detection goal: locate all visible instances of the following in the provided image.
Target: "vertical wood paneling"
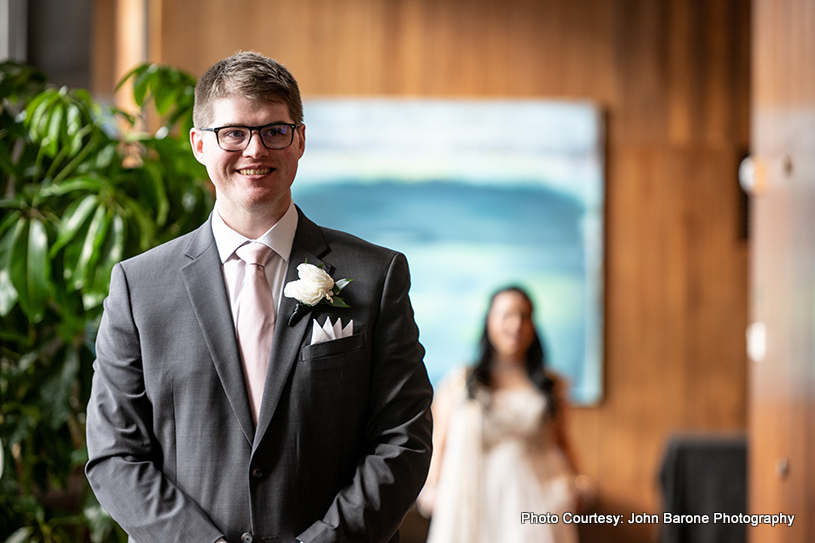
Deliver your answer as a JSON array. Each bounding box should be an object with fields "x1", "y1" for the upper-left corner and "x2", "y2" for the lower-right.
[
  {"x1": 91, "y1": 0, "x2": 116, "y2": 99},
  {"x1": 114, "y1": 0, "x2": 146, "y2": 111},
  {"x1": 94, "y1": 1, "x2": 751, "y2": 541},
  {"x1": 750, "y1": 1, "x2": 815, "y2": 541}
]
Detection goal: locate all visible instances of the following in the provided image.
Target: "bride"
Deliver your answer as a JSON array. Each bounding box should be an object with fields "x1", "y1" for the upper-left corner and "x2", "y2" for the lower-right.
[{"x1": 417, "y1": 286, "x2": 586, "y2": 543}]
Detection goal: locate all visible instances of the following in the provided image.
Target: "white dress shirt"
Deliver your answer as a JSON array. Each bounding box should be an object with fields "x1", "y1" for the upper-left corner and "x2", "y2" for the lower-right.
[{"x1": 210, "y1": 201, "x2": 299, "y2": 326}]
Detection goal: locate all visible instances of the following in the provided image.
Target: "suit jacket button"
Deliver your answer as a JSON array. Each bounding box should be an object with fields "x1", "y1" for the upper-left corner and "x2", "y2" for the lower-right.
[
  {"x1": 251, "y1": 467, "x2": 263, "y2": 478},
  {"x1": 241, "y1": 533, "x2": 253, "y2": 543}
]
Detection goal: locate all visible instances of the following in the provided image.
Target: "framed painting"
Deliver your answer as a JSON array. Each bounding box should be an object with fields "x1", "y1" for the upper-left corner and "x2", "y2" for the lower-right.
[{"x1": 293, "y1": 99, "x2": 605, "y2": 404}]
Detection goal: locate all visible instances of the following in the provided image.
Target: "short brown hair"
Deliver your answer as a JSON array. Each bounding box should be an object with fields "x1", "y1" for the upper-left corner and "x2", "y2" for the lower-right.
[{"x1": 193, "y1": 51, "x2": 303, "y2": 128}]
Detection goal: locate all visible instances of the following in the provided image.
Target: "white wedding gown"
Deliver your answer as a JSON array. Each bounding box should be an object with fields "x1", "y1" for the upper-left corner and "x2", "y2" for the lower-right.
[{"x1": 425, "y1": 372, "x2": 578, "y2": 543}]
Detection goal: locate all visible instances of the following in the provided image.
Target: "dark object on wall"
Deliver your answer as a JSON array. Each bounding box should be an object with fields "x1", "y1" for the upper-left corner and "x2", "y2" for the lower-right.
[{"x1": 660, "y1": 434, "x2": 747, "y2": 543}]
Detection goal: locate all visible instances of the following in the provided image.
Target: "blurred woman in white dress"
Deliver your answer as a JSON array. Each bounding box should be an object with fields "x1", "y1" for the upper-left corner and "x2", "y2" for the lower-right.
[{"x1": 418, "y1": 286, "x2": 585, "y2": 543}]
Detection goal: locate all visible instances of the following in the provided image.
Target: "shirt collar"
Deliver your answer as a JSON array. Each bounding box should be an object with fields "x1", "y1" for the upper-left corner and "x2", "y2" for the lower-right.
[{"x1": 211, "y1": 201, "x2": 299, "y2": 264}]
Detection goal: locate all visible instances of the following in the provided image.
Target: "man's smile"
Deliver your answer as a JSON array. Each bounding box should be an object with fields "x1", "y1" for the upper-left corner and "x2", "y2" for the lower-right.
[{"x1": 237, "y1": 167, "x2": 273, "y2": 176}]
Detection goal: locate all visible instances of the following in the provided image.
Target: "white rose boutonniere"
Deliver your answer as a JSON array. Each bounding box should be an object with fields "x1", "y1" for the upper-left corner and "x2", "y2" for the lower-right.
[{"x1": 284, "y1": 263, "x2": 352, "y2": 308}]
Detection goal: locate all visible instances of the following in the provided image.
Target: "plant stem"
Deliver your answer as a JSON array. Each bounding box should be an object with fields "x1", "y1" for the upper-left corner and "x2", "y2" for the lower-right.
[{"x1": 52, "y1": 129, "x2": 102, "y2": 185}]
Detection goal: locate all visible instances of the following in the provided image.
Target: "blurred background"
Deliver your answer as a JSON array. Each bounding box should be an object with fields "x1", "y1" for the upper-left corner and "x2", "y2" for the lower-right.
[{"x1": 2, "y1": 0, "x2": 813, "y2": 542}]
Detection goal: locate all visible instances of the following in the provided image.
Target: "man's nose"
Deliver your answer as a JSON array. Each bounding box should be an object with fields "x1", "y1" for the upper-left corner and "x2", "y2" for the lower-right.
[{"x1": 243, "y1": 130, "x2": 270, "y2": 157}]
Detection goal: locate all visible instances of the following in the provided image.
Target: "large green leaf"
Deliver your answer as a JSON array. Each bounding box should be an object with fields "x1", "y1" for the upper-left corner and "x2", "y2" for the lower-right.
[
  {"x1": 54, "y1": 129, "x2": 108, "y2": 184},
  {"x1": 8, "y1": 217, "x2": 29, "y2": 317},
  {"x1": 153, "y1": 70, "x2": 179, "y2": 116},
  {"x1": 130, "y1": 64, "x2": 156, "y2": 107},
  {"x1": 142, "y1": 161, "x2": 170, "y2": 226},
  {"x1": 71, "y1": 204, "x2": 108, "y2": 291},
  {"x1": 23, "y1": 87, "x2": 103, "y2": 170},
  {"x1": 23, "y1": 90, "x2": 52, "y2": 131},
  {"x1": 26, "y1": 89, "x2": 58, "y2": 141},
  {"x1": 0, "y1": 214, "x2": 22, "y2": 315},
  {"x1": 92, "y1": 141, "x2": 117, "y2": 171},
  {"x1": 25, "y1": 218, "x2": 48, "y2": 323},
  {"x1": 65, "y1": 103, "x2": 85, "y2": 155},
  {"x1": 83, "y1": 213, "x2": 124, "y2": 310},
  {"x1": 41, "y1": 175, "x2": 106, "y2": 198},
  {"x1": 118, "y1": 63, "x2": 196, "y2": 132},
  {"x1": 0, "y1": 205, "x2": 20, "y2": 232},
  {"x1": 44, "y1": 100, "x2": 65, "y2": 157},
  {"x1": 81, "y1": 206, "x2": 113, "y2": 304},
  {"x1": 50, "y1": 193, "x2": 98, "y2": 255}
]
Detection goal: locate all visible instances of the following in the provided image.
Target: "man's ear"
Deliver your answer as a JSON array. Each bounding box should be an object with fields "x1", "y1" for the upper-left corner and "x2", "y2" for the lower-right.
[
  {"x1": 190, "y1": 128, "x2": 205, "y2": 164},
  {"x1": 297, "y1": 123, "x2": 306, "y2": 159}
]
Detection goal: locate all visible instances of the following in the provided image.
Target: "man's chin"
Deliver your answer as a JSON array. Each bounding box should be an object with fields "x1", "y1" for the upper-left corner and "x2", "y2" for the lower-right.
[{"x1": 246, "y1": 191, "x2": 292, "y2": 214}]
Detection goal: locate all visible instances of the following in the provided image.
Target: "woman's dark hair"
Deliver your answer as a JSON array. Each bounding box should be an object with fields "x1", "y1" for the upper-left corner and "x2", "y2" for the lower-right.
[{"x1": 466, "y1": 285, "x2": 557, "y2": 415}]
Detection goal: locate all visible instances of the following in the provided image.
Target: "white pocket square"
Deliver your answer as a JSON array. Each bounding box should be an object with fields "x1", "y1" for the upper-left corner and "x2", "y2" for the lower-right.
[{"x1": 310, "y1": 317, "x2": 353, "y2": 345}]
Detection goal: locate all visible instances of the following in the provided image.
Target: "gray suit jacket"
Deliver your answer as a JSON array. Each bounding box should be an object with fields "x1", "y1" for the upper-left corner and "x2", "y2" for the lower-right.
[{"x1": 85, "y1": 208, "x2": 433, "y2": 543}]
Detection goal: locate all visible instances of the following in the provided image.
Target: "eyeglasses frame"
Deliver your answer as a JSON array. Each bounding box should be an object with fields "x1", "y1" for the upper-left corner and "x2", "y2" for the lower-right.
[{"x1": 198, "y1": 122, "x2": 303, "y2": 152}]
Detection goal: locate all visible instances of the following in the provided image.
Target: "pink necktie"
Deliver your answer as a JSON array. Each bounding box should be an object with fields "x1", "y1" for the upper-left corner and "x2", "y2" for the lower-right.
[{"x1": 235, "y1": 243, "x2": 275, "y2": 425}]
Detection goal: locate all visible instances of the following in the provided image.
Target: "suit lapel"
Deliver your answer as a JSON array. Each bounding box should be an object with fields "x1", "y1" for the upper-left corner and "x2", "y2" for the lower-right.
[
  {"x1": 180, "y1": 218, "x2": 255, "y2": 446},
  {"x1": 254, "y1": 209, "x2": 332, "y2": 448}
]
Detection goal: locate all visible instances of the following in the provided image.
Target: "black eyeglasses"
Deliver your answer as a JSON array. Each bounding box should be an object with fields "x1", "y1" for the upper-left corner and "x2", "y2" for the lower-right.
[{"x1": 199, "y1": 122, "x2": 301, "y2": 151}]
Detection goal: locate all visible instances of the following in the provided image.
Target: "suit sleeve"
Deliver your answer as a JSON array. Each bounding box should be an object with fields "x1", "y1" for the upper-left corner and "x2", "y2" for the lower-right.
[
  {"x1": 297, "y1": 252, "x2": 434, "y2": 543},
  {"x1": 85, "y1": 263, "x2": 225, "y2": 543}
]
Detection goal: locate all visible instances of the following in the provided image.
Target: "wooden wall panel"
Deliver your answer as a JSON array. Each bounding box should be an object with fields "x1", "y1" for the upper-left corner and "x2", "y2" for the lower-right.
[
  {"x1": 95, "y1": 1, "x2": 751, "y2": 541},
  {"x1": 750, "y1": 0, "x2": 815, "y2": 541},
  {"x1": 91, "y1": 0, "x2": 116, "y2": 99}
]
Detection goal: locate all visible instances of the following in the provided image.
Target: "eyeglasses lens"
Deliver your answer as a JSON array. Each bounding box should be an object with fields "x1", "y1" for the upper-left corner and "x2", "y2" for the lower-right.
[{"x1": 217, "y1": 125, "x2": 293, "y2": 151}]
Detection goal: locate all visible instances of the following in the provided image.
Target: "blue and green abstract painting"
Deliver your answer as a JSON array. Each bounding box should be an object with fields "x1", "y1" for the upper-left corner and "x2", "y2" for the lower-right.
[{"x1": 293, "y1": 99, "x2": 604, "y2": 404}]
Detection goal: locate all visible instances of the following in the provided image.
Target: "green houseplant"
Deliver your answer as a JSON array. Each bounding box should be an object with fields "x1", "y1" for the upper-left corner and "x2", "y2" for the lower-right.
[{"x1": 0, "y1": 61, "x2": 214, "y2": 542}]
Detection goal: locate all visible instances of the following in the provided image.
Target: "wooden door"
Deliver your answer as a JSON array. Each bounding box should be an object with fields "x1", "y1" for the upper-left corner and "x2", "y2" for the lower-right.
[{"x1": 749, "y1": 0, "x2": 815, "y2": 541}]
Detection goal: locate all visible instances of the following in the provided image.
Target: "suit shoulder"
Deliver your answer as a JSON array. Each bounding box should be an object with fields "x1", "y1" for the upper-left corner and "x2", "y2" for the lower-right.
[{"x1": 318, "y1": 225, "x2": 401, "y2": 260}]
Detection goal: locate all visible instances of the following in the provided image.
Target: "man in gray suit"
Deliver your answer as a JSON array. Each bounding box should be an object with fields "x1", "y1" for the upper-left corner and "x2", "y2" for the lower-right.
[{"x1": 85, "y1": 52, "x2": 433, "y2": 543}]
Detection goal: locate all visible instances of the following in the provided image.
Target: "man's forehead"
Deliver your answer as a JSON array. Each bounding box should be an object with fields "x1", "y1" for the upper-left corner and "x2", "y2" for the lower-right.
[{"x1": 210, "y1": 96, "x2": 293, "y2": 124}]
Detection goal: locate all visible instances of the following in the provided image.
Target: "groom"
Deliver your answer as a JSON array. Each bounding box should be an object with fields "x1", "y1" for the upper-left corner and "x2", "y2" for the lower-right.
[{"x1": 85, "y1": 52, "x2": 433, "y2": 543}]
